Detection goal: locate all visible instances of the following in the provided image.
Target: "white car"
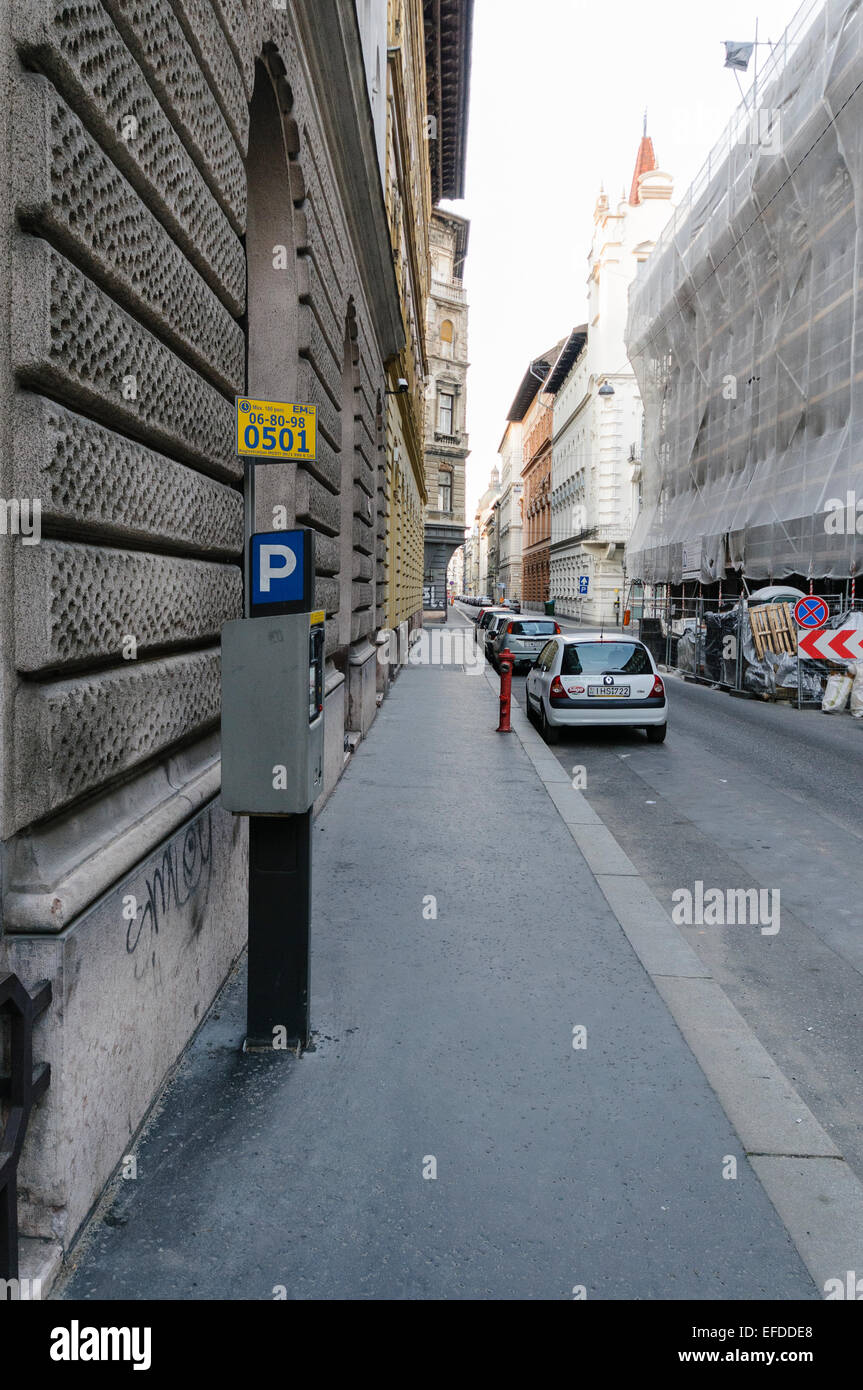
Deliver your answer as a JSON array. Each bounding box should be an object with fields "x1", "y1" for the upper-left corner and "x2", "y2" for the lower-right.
[{"x1": 525, "y1": 633, "x2": 668, "y2": 744}]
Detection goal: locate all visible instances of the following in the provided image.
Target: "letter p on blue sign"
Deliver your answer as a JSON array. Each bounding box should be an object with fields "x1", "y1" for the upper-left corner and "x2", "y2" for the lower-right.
[{"x1": 249, "y1": 529, "x2": 314, "y2": 615}]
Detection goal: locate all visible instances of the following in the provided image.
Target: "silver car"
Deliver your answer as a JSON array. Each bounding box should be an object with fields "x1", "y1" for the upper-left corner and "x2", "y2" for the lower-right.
[
  {"x1": 490, "y1": 617, "x2": 561, "y2": 672},
  {"x1": 525, "y1": 633, "x2": 668, "y2": 743}
]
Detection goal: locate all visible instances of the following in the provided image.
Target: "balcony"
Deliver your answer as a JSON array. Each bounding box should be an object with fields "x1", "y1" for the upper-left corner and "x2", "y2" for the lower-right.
[
  {"x1": 433, "y1": 430, "x2": 468, "y2": 451},
  {"x1": 431, "y1": 276, "x2": 467, "y2": 305}
]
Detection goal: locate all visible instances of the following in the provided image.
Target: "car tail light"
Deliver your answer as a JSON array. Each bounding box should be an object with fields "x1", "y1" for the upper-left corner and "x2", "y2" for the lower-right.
[
  {"x1": 553, "y1": 623, "x2": 561, "y2": 633},
  {"x1": 651, "y1": 675, "x2": 665, "y2": 698},
  {"x1": 506, "y1": 623, "x2": 514, "y2": 633},
  {"x1": 549, "y1": 675, "x2": 567, "y2": 703}
]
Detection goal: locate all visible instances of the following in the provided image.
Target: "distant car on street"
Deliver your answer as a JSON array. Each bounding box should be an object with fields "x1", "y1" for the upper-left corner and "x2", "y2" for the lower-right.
[
  {"x1": 490, "y1": 617, "x2": 561, "y2": 672},
  {"x1": 501, "y1": 598, "x2": 521, "y2": 613},
  {"x1": 525, "y1": 633, "x2": 667, "y2": 744}
]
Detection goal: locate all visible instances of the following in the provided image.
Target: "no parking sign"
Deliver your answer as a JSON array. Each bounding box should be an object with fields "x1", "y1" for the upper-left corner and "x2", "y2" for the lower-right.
[{"x1": 794, "y1": 596, "x2": 829, "y2": 629}]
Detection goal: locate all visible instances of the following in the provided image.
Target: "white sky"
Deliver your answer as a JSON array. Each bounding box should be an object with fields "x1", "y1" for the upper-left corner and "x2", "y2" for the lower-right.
[{"x1": 440, "y1": 0, "x2": 809, "y2": 520}]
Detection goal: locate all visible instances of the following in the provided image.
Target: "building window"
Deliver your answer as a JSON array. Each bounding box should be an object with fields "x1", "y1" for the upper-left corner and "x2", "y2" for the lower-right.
[
  {"x1": 438, "y1": 392, "x2": 454, "y2": 434},
  {"x1": 438, "y1": 470, "x2": 452, "y2": 513},
  {"x1": 441, "y1": 319, "x2": 454, "y2": 359}
]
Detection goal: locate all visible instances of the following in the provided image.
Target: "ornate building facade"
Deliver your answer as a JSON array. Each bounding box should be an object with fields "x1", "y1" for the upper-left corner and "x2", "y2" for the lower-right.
[
  {"x1": 550, "y1": 130, "x2": 673, "y2": 624},
  {"x1": 423, "y1": 210, "x2": 470, "y2": 613},
  {"x1": 520, "y1": 346, "x2": 564, "y2": 607}
]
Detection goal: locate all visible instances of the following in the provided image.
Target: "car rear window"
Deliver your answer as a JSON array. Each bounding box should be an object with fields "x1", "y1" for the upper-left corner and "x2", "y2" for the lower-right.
[
  {"x1": 509, "y1": 621, "x2": 557, "y2": 636},
  {"x1": 561, "y1": 642, "x2": 652, "y2": 675}
]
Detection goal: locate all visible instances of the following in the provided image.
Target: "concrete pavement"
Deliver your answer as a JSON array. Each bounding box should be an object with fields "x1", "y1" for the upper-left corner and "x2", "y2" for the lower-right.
[{"x1": 59, "y1": 612, "x2": 817, "y2": 1300}]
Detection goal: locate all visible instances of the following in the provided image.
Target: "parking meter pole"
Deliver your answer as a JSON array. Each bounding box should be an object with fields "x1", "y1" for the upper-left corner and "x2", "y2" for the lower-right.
[
  {"x1": 247, "y1": 811, "x2": 311, "y2": 1048},
  {"x1": 497, "y1": 648, "x2": 513, "y2": 733}
]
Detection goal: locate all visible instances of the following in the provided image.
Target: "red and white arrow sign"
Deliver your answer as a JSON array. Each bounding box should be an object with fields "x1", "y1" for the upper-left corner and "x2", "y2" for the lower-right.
[{"x1": 797, "y1": 627, "x2": 863, "y2": 660}]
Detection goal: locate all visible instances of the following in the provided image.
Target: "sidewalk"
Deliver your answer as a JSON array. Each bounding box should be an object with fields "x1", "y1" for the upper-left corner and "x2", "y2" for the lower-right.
[{"x1": 59, "y1": 619, "x2": 816, "y2": 1300}]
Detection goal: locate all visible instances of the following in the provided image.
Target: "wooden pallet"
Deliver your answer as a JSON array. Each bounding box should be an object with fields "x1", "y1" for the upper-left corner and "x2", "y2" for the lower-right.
[{"x1": 749, "y1": 602, "x2": 797, "y2": 659}]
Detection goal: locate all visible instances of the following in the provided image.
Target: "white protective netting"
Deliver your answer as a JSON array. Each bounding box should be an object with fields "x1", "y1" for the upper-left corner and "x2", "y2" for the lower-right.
[{"x1": 626, "y1": 0, "x2": 863, "y2": 585}]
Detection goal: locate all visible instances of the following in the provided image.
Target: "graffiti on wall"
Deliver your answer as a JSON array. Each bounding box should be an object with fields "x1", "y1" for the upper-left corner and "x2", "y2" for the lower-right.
[{"x1": 125, "y1": 811, "x2": 213, "y2": 978}]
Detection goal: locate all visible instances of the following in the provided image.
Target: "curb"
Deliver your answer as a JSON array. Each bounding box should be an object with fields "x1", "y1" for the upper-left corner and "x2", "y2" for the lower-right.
[{"x1": 486, "y1": 664, "x2": 863, "y2": 1297}]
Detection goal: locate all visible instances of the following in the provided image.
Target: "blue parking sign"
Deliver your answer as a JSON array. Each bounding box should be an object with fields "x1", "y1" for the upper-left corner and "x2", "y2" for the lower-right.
[
  {"x1": 578, "y1": 576, "x2": 590, "y2": 595},
  {"x1": 249, "y1": 530, "x2": 313, "y2": 615}
]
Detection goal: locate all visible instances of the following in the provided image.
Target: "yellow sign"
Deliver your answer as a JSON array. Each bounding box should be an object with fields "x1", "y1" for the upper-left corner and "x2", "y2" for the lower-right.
[{"x1": 235, "y1": 397, "x2": 316, "y2": 461}]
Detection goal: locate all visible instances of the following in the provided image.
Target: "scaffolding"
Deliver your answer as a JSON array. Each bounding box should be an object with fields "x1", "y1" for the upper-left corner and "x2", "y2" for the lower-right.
[
  {"x1": 629, "y1": 577, "x2": 862, "y2": 709},
  {"x1": 626, "y1": 0, "x2": 863, "y2": 587}
]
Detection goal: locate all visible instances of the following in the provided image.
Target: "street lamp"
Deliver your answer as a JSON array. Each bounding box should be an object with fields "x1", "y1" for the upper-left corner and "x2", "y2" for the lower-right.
[{"x1": 598, "y1": 380, "x2": 615, "y2": 397}]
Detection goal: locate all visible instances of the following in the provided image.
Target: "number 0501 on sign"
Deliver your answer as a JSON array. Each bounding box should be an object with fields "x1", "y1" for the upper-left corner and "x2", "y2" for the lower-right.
[{"x1": 235, "y1": 397, "x2": 316, "y2": 460}]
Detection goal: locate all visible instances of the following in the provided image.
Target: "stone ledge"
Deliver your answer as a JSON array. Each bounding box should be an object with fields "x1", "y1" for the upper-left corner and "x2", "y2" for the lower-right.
[{"x1": 4, "y1": 733, "x2": 222, "y2": 931}]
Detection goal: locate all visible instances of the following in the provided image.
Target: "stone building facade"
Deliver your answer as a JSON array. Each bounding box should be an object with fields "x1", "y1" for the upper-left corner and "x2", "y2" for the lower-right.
[
  {"x1": 0, "y1": 0, "x2": 471, "y2": 1277},
  {"x1": 382, "y1": 0, "x2": 430, "y2": 663},
  {"x1": 496, "y1": 425, "x2": 524, "y2": 601},
  {"x1": 471, "y1": 464, "x2": 500, "y2": 597},
  {"x1": 464, "y1": 524, "x2": 480, "y2": 594},
  {"x1": 423, "y1": 210, "x2": 470, "y2": 613},
  {"x1": 520, "y1": 351, "x2": 561, "y2": 608},
  {"x1": 549, "y1": 132, "x2": 673, "y2": 624},
  {"x1": 497, "y1": 347, "x2": 558, "y2": 603}
]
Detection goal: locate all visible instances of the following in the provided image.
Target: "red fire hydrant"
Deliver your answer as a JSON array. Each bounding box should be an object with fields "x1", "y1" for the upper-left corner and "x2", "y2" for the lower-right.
[{"x1": 497, "y1": 648, "x2": 514, "y2": 733}]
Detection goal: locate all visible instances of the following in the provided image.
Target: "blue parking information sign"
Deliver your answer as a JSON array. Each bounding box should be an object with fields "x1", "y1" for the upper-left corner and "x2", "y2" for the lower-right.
[
  {"x1": 578, "y1": 576, "x2": 590, "y2": 595},
  {"x1": 249, "y1": 530, "x2": 314, "y2": 616}
]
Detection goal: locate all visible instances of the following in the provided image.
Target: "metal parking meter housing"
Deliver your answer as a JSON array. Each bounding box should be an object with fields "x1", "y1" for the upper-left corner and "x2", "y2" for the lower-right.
[{"x1": 220, "y1": 610, "x2": 325, "y2": 815}]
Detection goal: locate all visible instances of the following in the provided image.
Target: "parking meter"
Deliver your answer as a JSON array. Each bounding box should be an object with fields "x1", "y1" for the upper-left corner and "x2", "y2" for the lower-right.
[{"x1": 220, "y1": 609, "x2": 325, "y2": 815}]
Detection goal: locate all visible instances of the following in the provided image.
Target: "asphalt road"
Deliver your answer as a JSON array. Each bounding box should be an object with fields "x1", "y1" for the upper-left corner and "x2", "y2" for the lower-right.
[{"x1": 486, "y1": 616, "x2": 863, "y2": 1186}]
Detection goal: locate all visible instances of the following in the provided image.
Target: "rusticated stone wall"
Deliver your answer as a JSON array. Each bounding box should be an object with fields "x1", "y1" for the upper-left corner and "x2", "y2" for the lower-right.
[
  {"x1": 0, "y1": 0, "x2": 394, "y2": 1257},
  {"x1": 3, "y1": 0, "x2": 389, "y2": 889}
]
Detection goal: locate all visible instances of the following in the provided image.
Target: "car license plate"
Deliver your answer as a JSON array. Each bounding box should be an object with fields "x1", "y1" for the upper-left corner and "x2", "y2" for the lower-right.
[{"x1": 588, "y1": 685, "x2": 630, "y2": 697}]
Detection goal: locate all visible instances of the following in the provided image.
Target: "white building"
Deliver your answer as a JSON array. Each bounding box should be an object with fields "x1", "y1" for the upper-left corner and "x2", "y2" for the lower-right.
[
  {"x1": 474, "y1": 465, "x2": 500, "y2": 597},
  {"x1": 549, "y1": 130, "x2": 673, "y2": 625},
  {"x1": 423, "y1": 211, "x2": 470, "y2": 613},
  {"x1": 497, "y1": 423, "x2": 524, "y2": 600}
]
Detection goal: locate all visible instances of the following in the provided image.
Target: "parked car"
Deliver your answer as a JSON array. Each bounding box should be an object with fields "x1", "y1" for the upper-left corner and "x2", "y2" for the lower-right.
[
  {"x1": 490, "y1": 617, "x2": 561, "y2": 671},
  {"x1": 475, "y1": 607, "x2": 509, "y2": 642},
  {"x1": 484, "y1": 612, "x2": 513, "y2": 661},
  {"x1": 525, "y1": 633, "x2": 667, "y2": 744}
]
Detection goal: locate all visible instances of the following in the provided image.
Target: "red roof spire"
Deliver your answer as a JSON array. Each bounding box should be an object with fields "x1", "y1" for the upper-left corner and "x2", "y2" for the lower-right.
[{"x1": 630, "y1": 114, "x2": 658, "y2": 205}]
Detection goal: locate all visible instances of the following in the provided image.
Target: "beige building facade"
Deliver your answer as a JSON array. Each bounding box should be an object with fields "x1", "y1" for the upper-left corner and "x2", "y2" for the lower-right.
[{"x1": 423, "y1": 210, "x2": 470, "y2": 612}]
